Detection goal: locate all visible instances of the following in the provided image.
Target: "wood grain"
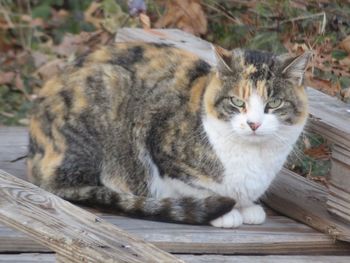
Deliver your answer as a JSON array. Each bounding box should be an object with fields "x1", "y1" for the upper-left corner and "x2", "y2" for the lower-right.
[
  {"x1": 1, "y1": 212, "x2": 350, "y2": 255},
  {"x1": 0, "y1": 253, "x2": 55, "y2": 263},
  {"x1": 0, "y1": 127, "x2": 27, "y2": 181},
  {"x1": 0, "y1": 170, "x2": 182, "y2": 263},
  {"x1": 2, "y1": 254, "x2": 350, "y2": 263},
  {"x1": 263, "y1": 168, "x2": 350, "y2": 242},
  {"x1": 178, "y1": 255, "x2": 350, "y2": 263}
]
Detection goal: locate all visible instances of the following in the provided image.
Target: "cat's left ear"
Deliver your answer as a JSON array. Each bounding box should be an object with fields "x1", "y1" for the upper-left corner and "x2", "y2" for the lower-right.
[
  {"x1": 212, "y1": 45, "x2": 232, "y2": 74},
  {"x1": 280, "y1": 52, "x2": 311, "y2": 85}
]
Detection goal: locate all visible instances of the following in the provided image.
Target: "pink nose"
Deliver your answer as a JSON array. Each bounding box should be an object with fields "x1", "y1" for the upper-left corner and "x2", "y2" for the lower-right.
[{"x1": 247, "y1": 121, "x2": 261, "y2": 131}]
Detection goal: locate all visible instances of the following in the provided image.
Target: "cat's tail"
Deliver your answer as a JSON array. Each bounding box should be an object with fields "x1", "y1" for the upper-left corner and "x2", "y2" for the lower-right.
[{"x1": 53, "y1": 186, "x2": 235, "y2": 224}]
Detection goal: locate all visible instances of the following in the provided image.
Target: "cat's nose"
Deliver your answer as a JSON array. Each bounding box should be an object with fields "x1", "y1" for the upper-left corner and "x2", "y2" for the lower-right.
[{"x1": 247, "y1": 121, "x2": 261, "y2": 131}]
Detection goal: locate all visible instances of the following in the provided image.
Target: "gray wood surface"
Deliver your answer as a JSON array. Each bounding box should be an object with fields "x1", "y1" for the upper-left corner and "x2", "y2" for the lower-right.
[
  {"x1": 0, "y1": 127, "x2": 27, "y2": 181},
  {"x1": 0, "y1": 170, "x2": 182, "y2": 263},
  {"x1": 178, "y1": 255, "x2": 350, "y2": 263},
  {"x1": 263, "y1": 168, "x2": 350, "y2": 242},
  {"x1": 2, "y1": 254, "x2": 350, "y2": 263},
  {"x1": 0, "y1": 253, "x2": 55, "y2": 263},
  {"x1": 2, "y1": 213, "x2": 350, "y2": 255}
]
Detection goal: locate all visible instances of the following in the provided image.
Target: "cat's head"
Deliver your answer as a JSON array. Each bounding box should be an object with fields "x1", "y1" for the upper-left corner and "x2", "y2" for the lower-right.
[{"x1": 204, "y1": 46, "x2": 310, "y2": 143}]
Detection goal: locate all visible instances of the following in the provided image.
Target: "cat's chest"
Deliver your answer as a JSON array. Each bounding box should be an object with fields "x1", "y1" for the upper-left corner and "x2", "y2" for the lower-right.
[{"x1": 211, "y1": 140, "x2": 287, "y2": 202}]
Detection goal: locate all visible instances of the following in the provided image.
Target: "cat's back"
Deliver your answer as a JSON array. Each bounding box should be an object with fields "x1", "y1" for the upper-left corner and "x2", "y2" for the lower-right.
[
  {"x1": 35, "y1": 42, "x2": 211, "y2": 112},
  {"x1": 28, "y1": 42, "x2": 212, "y2": 186}
]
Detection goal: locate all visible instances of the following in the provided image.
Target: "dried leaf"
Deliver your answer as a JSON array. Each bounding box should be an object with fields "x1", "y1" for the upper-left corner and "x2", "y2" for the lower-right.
[
  {"x1": 36, "y1": 59, "x2": 66, "y2": 81},
  {"x1": 304, "y1": 144, "x2": 330, "y2": 160},
  {"x1": 340, "y1": 87, "x2": 350, "y2": 103},
  {"x1": 155, "y1": 0, "x2": 207, "y2": 36},
  {"x1": 0, "y1": 71, "x2": 15, "y2": 85},
  {"x1": 32, "y1": 51, "x2": 49, "y2": 68},
  {"x1": 340, "y1": 36, "x2": 350, "y2": 54},
  {"x1": 139, "y1": 13, "x2": 151, "y2": 29}
]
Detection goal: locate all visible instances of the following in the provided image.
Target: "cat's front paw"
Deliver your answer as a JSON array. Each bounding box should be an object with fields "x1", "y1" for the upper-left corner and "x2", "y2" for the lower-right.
[
  {"x1": 210, "y1": 209, "x2": 243, "y2": 228},
  {"x1": 240, "y1": 204, "x2": 266, "y2": 224}
]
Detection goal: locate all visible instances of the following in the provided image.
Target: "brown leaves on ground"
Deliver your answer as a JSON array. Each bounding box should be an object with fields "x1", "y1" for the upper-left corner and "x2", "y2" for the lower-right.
[
  {"x1": 155, "y1": 0, "x2": 207, "y2": 36},
  {"x1": 304, "y1": 144, "x2": 331, "y2": 161}
]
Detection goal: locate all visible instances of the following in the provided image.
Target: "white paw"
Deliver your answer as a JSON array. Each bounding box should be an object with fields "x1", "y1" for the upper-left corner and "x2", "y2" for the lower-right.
[
  {"x1": 210, "y1": 209, "x2": 243, "y2": 228},
  {"x1": 240, "y1": 205, "x2": 266, "y2": 225}
]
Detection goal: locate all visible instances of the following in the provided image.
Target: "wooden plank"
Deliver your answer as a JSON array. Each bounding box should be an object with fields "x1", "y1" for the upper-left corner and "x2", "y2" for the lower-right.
[
  {"x1": 307, "y1": 87, "x2": 350, "y2": 147},
  {"x1": 0, "y1": 170, "x2": 182, "y2": 263},
  {"x1": 263, "y1": 168, "x2": 350, "y2": 242},
  {"x1": 1, "y1": 213, "x2": 350, "y2": 255},
  {"x1": 0, "y1": 253, "x2": 55, "y2": 263},
  {"x1": 178, "y1": 255, "x2": 350, "y2": 263},
  {"x1": 116, "y1": 28, "x2": 216, "y2": 66},
  {"x1": 0, "y1": 127, "x2": 27, "y2": 181},
  {"x1": 2, "y1": 254, "x2": 350, "y2": 263}
]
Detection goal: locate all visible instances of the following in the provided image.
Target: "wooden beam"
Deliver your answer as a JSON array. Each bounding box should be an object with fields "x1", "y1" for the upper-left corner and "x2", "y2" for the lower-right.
[
  {"x1": 2, "y1": 254, "x2": 350, "y2": 263},
  {"x1": 262, "y1": 168, "x2": 350, "y2": 242},
  {"x1": 0, "y1": 170, "x2": 182, "y2": 263},
  {"x1": 178, "y1": 255, "x2": 350, "y2": 263},
  {"x1": 2, "y1": 213, "x2": 350, "y2": 255}
]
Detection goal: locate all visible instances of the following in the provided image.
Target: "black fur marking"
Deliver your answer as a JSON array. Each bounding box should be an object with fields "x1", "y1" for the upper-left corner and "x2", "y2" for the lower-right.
[
  {"x1": 59, "y1": 90, "x2": 73, "y2": 110},
  {"x1": 187, "y1": 60, "x2": 211, "y2": 83},
  {"x1": 244, "y1": 50, "x2": 275, "y2": 80},
  {"x1": 41, "y1": 109, "x2": 55, "y2": 139},
  {"x1": 110, "y1": 46, "x2": 145, "y2": 67},
  {"x1": 28, "y1": 137, "x2": 44, "y2": 157},
  {"x1": 150, "y1": 43, "x2": 173, "y2": 48},
  {"x1": 74, "y1": 52, "x2": 89, "y2": 67}
]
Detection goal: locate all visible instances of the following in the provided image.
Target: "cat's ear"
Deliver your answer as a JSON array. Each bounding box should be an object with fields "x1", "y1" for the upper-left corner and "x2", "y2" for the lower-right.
[
  {"x1": 280, "y1": 52, "x2": 311, "y2": 85},
  {"x1": 212, "y1": 45, "x2": 232, "y2": 74}
]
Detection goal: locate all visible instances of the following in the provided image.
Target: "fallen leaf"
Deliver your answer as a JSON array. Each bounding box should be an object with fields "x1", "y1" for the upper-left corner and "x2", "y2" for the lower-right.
[
  {"x1": 304, "y1": 144, "x2": 330, "y2": 160},
  {"x1": 32, "y1": 51, "x2": 49, "y2": 68},
  {"x1": 139, "y1": 13, "x2": 151, "y2": 29},
  {"x1": 0, "y1": 71, "x2": 15, "y2": 85},
  {"x1": 340, "y1": 35, "x2": 350, "y2": 53},
  {"x1": 155, "y1": 0, "x2": 207, "y2": 36},
  {"x1": 36, "y1": 59, "x2": 66, "y2": 81},
  {"x1": 340, "y1": 87, "x2": 350, "y2": 103}
]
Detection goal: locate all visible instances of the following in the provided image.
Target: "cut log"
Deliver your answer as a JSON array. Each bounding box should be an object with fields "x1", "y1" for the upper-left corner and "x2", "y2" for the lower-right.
[{"x1": 0, "y1": 170, "x2": 182, "y2": 263}]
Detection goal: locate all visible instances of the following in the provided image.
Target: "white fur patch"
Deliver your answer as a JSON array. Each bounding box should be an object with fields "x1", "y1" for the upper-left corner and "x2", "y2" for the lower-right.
[
  {"x1": 239, "y1": 204, "x2": 266, "y2": 224},
  {"x1": 210, "y1": 209, "x2": 243, "y2": 228}
]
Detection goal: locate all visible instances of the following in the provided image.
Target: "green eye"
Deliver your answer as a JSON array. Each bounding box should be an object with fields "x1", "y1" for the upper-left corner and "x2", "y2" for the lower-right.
[
  {"x1": 267, "y1": 98, "x2": 283, "y2": 109},
  {"x1": 230, "y1": 97, "x2": 245, "y2": 108}
]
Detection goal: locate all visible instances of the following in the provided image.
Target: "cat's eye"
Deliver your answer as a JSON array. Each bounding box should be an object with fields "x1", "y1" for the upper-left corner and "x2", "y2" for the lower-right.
[
  {"x1": 266, "y1": 98, "x2": 283, "y2": 109},
  {"x1": 230, "y1": 97, "x2": 245, "y2": 108}
]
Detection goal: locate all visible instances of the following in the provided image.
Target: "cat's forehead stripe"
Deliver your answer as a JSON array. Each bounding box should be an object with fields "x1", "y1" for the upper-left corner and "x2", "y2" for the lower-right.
[{"x1": 234, "y1": 79, "x2": 268, "y2": 101}]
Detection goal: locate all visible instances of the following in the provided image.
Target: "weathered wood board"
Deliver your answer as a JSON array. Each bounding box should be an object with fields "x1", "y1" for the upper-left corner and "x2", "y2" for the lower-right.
[
  {"x1": 263, "y1": 168, "x2": 350, "y2": 242},
  {"x1": 2, "y1": 213, "x2": 350, "y2": 255},
  {"x1": 2, "y1": 254, "x2": 350, "y2": 263},
  {"x1": 178, "y1": 255, "x2": 350, "y2": 263},
  {"x1": 0, "y1": 170, "x2": 182, "y2": 263}
]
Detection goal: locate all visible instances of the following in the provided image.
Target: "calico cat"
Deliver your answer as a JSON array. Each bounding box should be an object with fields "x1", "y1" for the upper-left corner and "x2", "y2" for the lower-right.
[{"x1": 27, "y1": 42, "x2": 309, "y2": 228}]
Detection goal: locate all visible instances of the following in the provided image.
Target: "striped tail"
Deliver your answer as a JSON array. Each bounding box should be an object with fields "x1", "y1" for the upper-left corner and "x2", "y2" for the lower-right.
[{"x1": 53, "y1": 186, "x2": 235, "y2": 224}]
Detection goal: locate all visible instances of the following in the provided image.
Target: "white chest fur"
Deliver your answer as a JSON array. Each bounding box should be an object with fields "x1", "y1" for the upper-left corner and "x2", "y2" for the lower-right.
[{"x1": 202, "y1": 116, "x2": 302, "y2": 206}]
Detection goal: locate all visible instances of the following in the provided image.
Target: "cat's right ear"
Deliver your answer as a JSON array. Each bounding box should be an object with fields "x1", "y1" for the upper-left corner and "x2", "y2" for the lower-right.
[{"x1": 212, "y1": 45, "x2": 232, "y2": 74}]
